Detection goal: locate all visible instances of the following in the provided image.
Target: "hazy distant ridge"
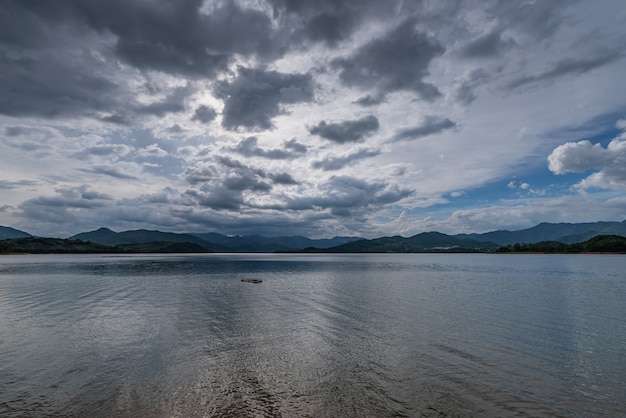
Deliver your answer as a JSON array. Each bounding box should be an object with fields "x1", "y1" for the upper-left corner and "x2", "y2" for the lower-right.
[
  {"x1": 2, "y1": 221, "x2": 625, "y2": 252},
  {"x1": 70, "y1": 228, "x2": 231, "y2": 252},
  {"x1": 191, "y1": 232, "x2": 359, "y2": 252},
  {"x1": 68, "y1": 228, "x2": 360, "y2": 253},
  {"x1": 455, "y1": 221, "x2": 626, "y2": 245}
]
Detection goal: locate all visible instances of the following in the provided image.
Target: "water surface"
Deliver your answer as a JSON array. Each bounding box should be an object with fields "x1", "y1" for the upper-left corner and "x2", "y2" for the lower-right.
[{"x1": 1, "y1": 253, "x2": 624, "y2": 417}]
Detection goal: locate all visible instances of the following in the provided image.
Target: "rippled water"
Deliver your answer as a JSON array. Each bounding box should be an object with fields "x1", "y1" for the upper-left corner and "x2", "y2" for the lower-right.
[{"x1": 0, "y1": 253, "x2": 624, "y2": 417}]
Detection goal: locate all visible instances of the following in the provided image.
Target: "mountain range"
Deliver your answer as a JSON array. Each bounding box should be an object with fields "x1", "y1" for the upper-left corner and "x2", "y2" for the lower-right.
[
  {"x1": 457, "y1": 221, "x2": 626, "y2": 245},
  {"x1": 69, "y1": 228, "x2": 360, "y2": 253},
  {"x1": 298, "y1": 232, "x2": 499, "y2": 253},
  {"x1": 1, "y1": 221, "x2": 625, "y2": 253}
]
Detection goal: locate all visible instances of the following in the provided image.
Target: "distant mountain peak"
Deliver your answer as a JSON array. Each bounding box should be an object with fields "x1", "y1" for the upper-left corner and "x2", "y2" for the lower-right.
[
  {"x1": 0, "y1": 226, "x2": 32, "y2": 240},
  {"x1": 70, "y1": 227, "x2": 119, "y2": 242}
]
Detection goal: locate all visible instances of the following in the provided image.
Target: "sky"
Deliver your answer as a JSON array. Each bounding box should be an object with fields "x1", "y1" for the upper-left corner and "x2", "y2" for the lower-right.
[{"x1": 1, "y1": 0, "x2": 625, "y2": 238}]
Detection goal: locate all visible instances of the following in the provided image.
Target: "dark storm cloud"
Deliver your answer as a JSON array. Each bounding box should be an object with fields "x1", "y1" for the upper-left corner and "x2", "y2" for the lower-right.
[
  {"x1": 458, "y1": 29, "x2": 514, "y2": 59},
  {"x1": 312, "y1": 148, "x2": 380, "y2": 171},
  {"x1": 267, "y1": 0, "x2": 399, "y2": 45},
  {"x1": 309, "y1": 115, "x2": 379, "y2": 144},
  {"x1": 0, "y1": 0, "x2": 282, "y2": 120},
  {"x1": 4, "y1": 127, "x2": 23, "y2": 137},
  {"x1": 184, "y1": 166, "x2": 273, "y2": 212},
  {"x1": 212, "y1": 157, "x2": 299, "y2": 189},
  {"x1": 184, "y1": 187, "x2": 244, "y2": 211},
  {"x1": 269, "y1": 172, "x2": 298, "y2": 185},
  {"x1": 230, "y1": 137, "x2": 305, "y2": 160},
  {"x1": 107, "y1": 0, "x2": 229, "y2": 77},
  {"x1": 73, "y1": 144, "x2": 132, "y2": 159},
  {"x1": 353, "y1": 94, "x2": 386, "y2": 107},
  {"x1": 0, "y1": 180, "x2": 39, "y2": 189},
  {"x1": 223, "y1": 176, "x2": 272, "y2": 192},
  {"x1": 169, "y1": 203, "x2": 333, "y2": 238},
  {"x1": 507, "y1": 54, "x2": 622, "y2": 90},
  {"x1": 79, "y1": 166, "x2": 139, "y2": 180},
  {"x1": 134, "y1": 86, "x2": 189, "y2": 117},
  {"x1": 0, "y1": 47, "x2": 120, "y2": 119},
  {"x1": 107, "y1": 1, "x2": 281, "y2": 77},
  {"x1": 391, "y1": 116, "x2": 456, "y2": 142},
  {"x1": 19, "y1": 186, "x2": 114, "y2": 225},
  {"x1": 167, "y1": 124, "x2": 185, "y2": 134},
  {"x1": 183, "y1": 165, "x2": 219, "y2": 185},
  {"x1": 492, "y1": 0, "x2": 569, "y2": 42},
  {"x1": 181, "y1": 155, "x2": 305, "y2": 213},
  {"x1": 214, "y1": 155, "x2": 298, "y2": 186},
  {"x1": 186, "y1": 157, "x2": 276, "y2": 190},
  {"x1": 215, "y1": 67, "x2": 314, "y2": 131},
  {"x1": 284, "y1": 138, "x2": 308, "y2": 154},
  {"x1": 268, "y1": 0, "x2": 344, "y2": 15},
  {"x1": 284, "y1": 175, "x2": 412, "y2": 217},
  {"x1": 332, "y1": 19, "x2": 444, "y2": 101},
  {"x1": 21, "y1": 185, "x2": 112, "y2": 210},
  {"x1": 74, "y1": 186, "x2": 114, "y2": 201},
  {"x1": 214, "y1": 156, "x2": 245, "y2": 170},
  {"x1": 452, "y1": 69, "x2": 489, "y2": 106},
  {"x1": 0, "y1": 1, "x2": 125, "y2": 119},
  {"x1": 454, "y1": 83, "x2": 478, "y2": 106},
  {"x1": 302, "y1": 12, "x2": 356, "y2": 45},
  {"x1": 137, "y1": 190, "x2": 172, "y2": 205},
  {"x1": 184, "y1": 184, "x2": 246, "y2": 213},
  {"x1": 101, "y1": 114, "x2": 132, "y2": 125},
  {"x1": 214, "y1": 157, "x2": 267, "y2": 179},
  {"x1": 1, "y1": 125, "x2": 66, "y2": 155},
  {"x1": 10, "y1": 0, "x2": 279, "y2": 78},
  {"x1": 192, "y1": 105, "x2": 217, "y2": 123}
]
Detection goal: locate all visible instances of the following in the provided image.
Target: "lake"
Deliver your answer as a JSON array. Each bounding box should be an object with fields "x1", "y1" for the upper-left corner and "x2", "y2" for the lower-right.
[{"x1": 0, "y1": 253, "x2": 624, "y2": 417}]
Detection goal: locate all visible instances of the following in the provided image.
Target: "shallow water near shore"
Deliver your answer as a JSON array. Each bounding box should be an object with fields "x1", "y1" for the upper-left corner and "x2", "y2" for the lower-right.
[{"x1": 1, "y1": 253, "x2": 624, "y2": 417}]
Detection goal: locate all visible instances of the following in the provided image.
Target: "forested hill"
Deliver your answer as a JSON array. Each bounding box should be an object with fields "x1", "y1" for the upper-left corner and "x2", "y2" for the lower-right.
[
  {"x1": 298, "y1": 232, "x2": 499, "y2": 253},
  {"x1": 0, "y1": 237, "x2": 209, "y2": 254},
  {"x1": 494, "y1": 235, "x2": 626, "y2": 254}
]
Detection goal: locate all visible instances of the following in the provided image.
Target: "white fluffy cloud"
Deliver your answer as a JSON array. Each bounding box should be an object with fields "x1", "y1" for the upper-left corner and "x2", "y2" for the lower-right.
[{"x1": 548, "y1": 122, "x2": 626, "y2": 190}]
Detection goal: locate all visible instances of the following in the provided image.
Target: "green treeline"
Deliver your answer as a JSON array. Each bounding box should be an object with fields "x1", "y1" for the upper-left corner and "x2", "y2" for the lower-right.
[
  {"x1": 2, "y1": 235, "x2": 626, "y2": 255},
  {"x1": 495, "y1": 235, "x2": 626, "y2": 253},
  {"x1": 0, "y1": 237, "x2": 210, "y2": 254}
]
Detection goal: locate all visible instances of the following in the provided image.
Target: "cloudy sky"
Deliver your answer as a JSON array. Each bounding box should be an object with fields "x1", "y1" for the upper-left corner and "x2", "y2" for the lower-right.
[{"x1": 1, "y1": 0, "x2": 625, "y2": 238}]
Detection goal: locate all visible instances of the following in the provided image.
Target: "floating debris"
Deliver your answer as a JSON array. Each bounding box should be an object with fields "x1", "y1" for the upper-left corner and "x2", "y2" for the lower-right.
[{"x1": 241, "y1": 279, "x2": 263, "y2": 284}]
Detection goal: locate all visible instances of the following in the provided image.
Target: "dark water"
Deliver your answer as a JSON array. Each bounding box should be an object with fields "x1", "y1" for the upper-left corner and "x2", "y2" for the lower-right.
[{"x1": 0, "y1": 253, "x2": 624, "y2": 417}]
